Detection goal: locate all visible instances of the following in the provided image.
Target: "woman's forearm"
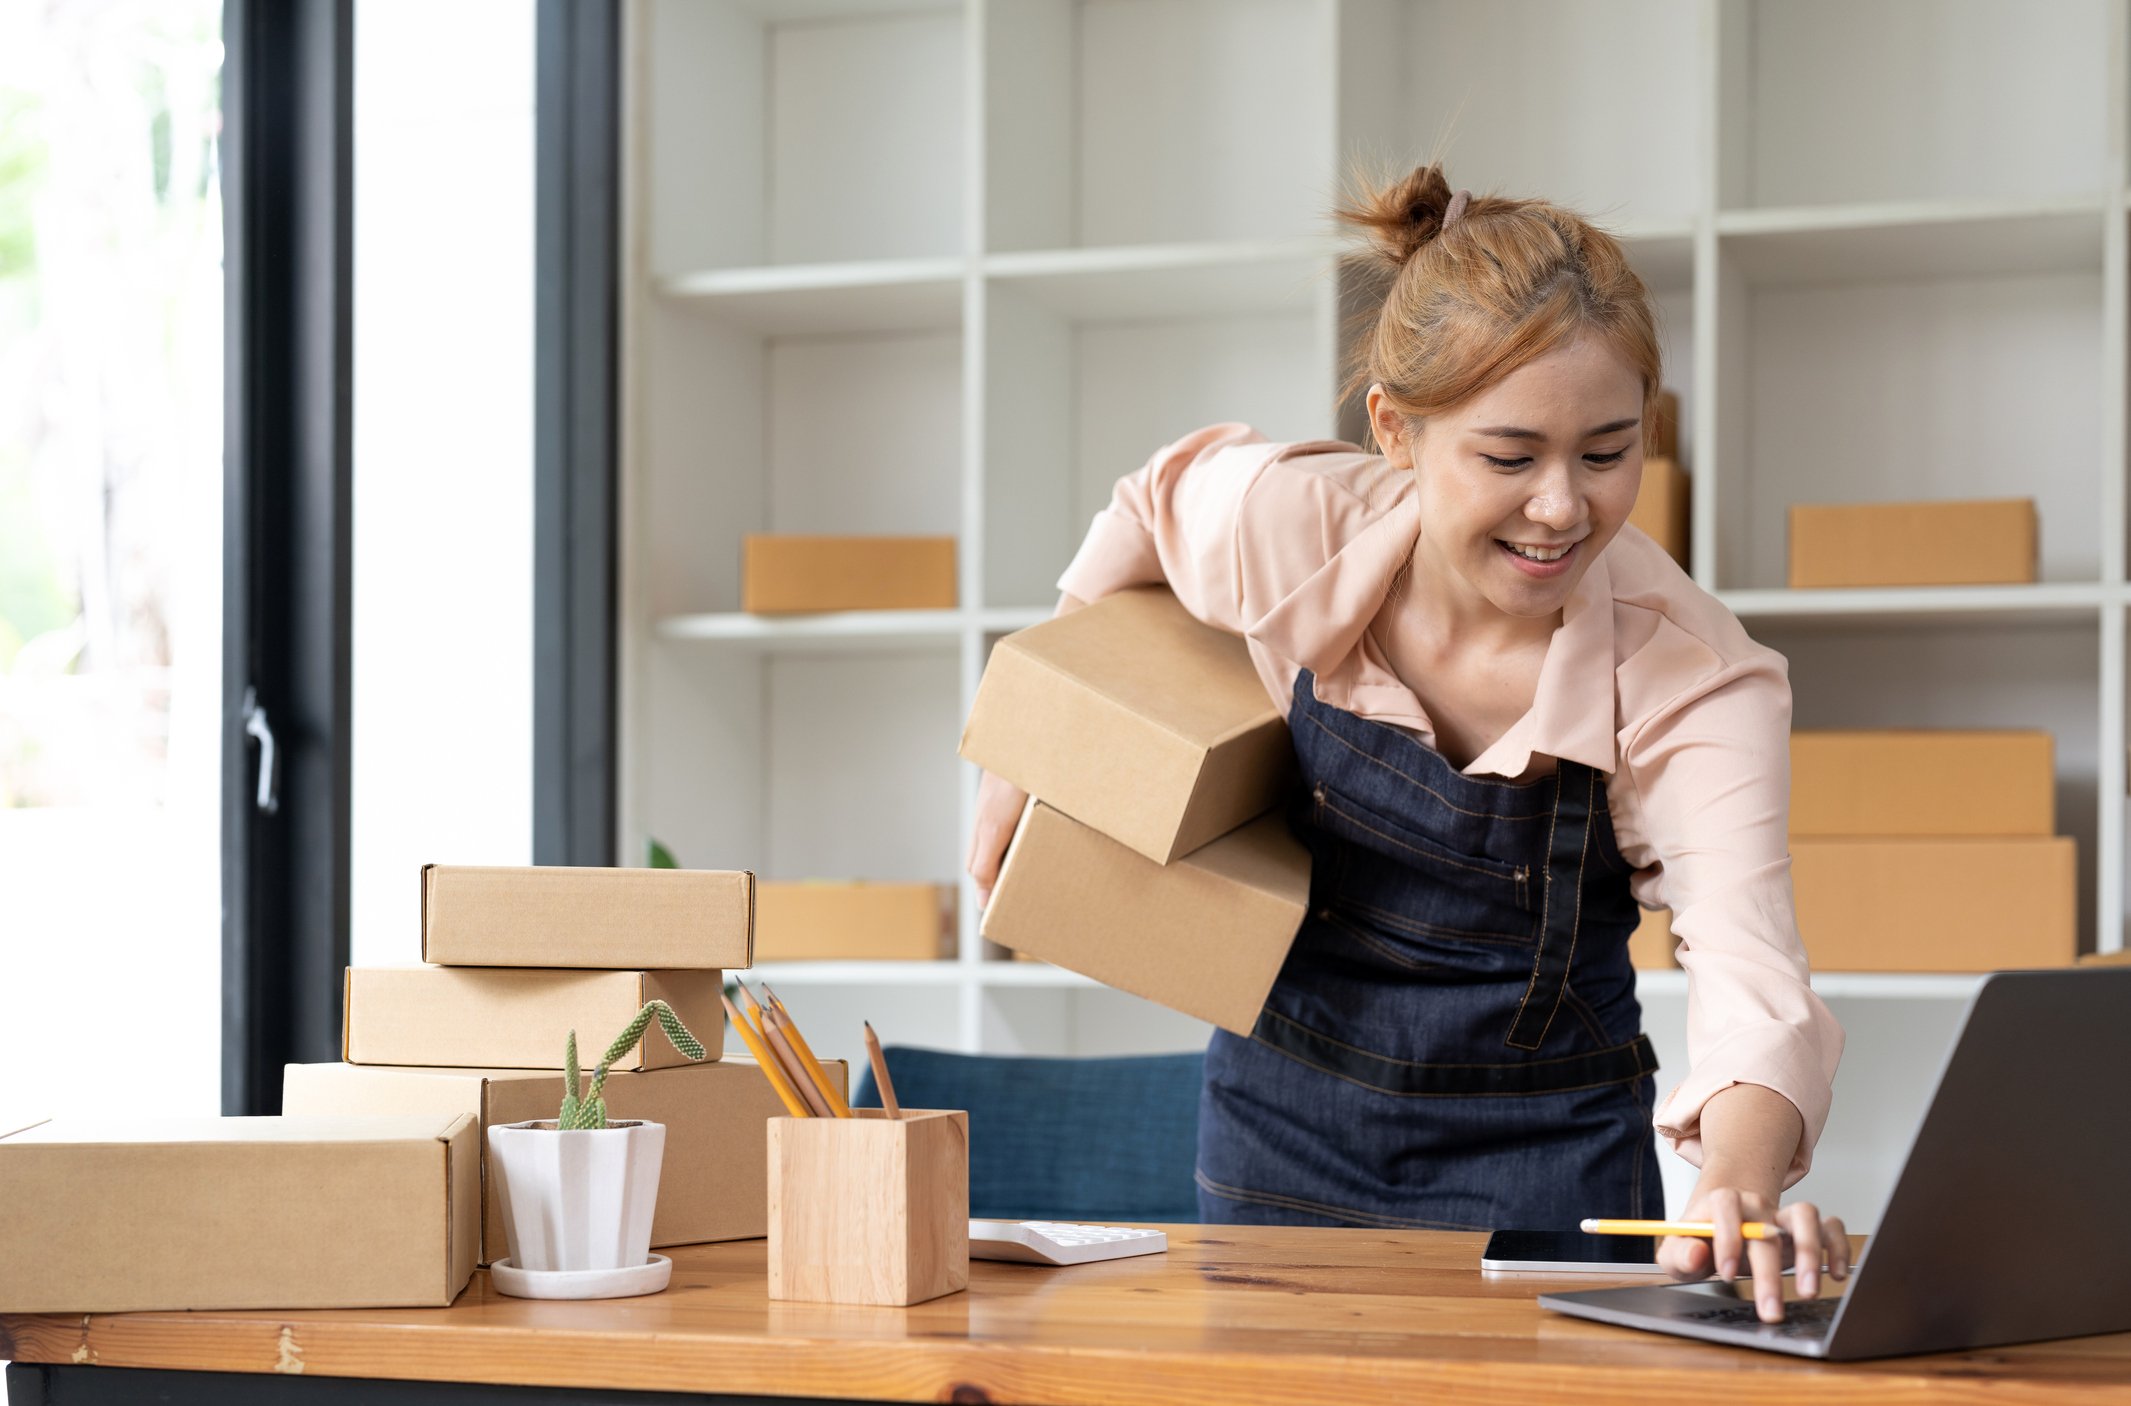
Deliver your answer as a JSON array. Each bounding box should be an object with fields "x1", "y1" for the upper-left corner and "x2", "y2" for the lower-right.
[{"x1": 1693, "y1": 1081, "x2": 1804, "y2": 1198}]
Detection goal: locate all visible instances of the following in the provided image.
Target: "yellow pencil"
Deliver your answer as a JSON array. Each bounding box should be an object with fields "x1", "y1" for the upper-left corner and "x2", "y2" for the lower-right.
[
  {"x1": 722, "y1": 991, "x2": 810, "y2": 1118},
  {"x1": 1581, "y1": 1219, "x2": 1791, "y2": 1241},
  {"x1": 764, "y1": 986, "x2": 853, "y2": 1117},
  {"x1": 738, "y1": 981, "x2": 831, "y2": 1117}
]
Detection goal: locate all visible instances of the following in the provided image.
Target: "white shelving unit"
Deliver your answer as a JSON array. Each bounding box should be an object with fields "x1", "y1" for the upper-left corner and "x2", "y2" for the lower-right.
[{"x1": 617, "y1": 0, "x2": 2131, "y2": 1228}]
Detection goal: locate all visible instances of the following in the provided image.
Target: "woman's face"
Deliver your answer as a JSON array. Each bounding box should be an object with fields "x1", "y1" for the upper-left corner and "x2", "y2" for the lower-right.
[{"x1": 1373, "y1": 337, "x2": 1646, "y2": 622}]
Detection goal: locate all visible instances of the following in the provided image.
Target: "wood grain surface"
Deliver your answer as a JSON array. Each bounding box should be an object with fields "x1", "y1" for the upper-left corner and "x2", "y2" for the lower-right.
[{"x1": 5, "y1": 1228, "x2": 2129, "y2": 1404}]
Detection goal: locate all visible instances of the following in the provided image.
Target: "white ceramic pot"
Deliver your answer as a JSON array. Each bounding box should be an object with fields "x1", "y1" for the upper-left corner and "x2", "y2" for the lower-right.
[{"x1": 488, "y1": 1119, "x2": 666, "y2": 1279}]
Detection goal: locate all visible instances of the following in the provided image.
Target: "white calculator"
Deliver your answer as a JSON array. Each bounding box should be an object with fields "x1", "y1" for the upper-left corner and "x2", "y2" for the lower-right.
[{"x1": 968, "y1": 1220, "x2": 1169, "y2": 1266}]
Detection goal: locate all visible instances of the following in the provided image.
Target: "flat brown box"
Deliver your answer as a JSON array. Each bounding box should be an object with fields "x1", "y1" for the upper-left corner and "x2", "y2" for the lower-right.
[
  {"x1": 742, "y1": 534, "x2": 957, "y2": 613},
  {"x1": 344, "y1": 967, "x2": 724, "y2": 1069},
  {"x1": 0, "y1": 1114, "x2": 477, "y2": 1313},
  {"x1": 756, "y1": 881, "x2": 956, "y2": 961},
  {"x1": 960, "y1": 586, "x2": 1294, "y2": 864},
  {"x1": 283, "y1": 1056, "x2": 845, "y2": 1264},
  {"x1": 768, "y1": 1108, "x2": 968, "y2": 1307},
  {"x1": 2078, "y1": 948, "x2": 2131, "y2": 966},
  {"x1": 1627, "y1": 456, "x2": 1689, "y2": 568},
  {"x1": 1790, "y1": 837, "x2": 2076, "y2": 971},
  {"x1": 1788, "y1": 498, "x2": 2037, "y2": 588},
  {"x1": 422, "y1": 864, "x2": 754, "y2": 968},
  {"x1": 1627, "y1": 907, "x2": 1677, "y2": 970},
  {"x1": 981, "y1": 801, "x2": 1311, "y2": 1035},
  {"x1": 1790, "y1": 731, "x2": 2054, "y2": 837}
]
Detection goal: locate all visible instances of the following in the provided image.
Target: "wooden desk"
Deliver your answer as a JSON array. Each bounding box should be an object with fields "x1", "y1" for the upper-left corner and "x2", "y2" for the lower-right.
[{"x1": 5, "y1": 1228, "x2": 2129, "y2": 1405}]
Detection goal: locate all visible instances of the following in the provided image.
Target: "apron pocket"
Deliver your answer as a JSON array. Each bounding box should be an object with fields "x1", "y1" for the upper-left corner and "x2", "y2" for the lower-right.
[{"x1": 1312, "y1": 781, "x2": 1531, "y2": 906}]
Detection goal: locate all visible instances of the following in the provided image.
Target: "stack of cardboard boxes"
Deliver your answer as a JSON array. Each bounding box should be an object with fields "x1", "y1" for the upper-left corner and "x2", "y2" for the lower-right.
[
  {"x1": 287, "y1": 864, "x2": 845, "y2": 1267},
  {"x1": 1786, "y1": 731, "x2": 2075, "y2": 971},
  {"x1": 960, "y1": 587, "x2": 1313, "y2": 1034}
]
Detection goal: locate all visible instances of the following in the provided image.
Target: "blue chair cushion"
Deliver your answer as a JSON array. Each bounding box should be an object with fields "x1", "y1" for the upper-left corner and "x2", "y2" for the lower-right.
[{"x1": 851, "y1": 1045, "x2": 1204, "y2": 1222}]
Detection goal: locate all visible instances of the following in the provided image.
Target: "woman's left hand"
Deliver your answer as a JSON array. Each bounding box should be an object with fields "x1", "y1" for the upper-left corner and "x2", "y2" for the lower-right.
[{"x1": 1655, "y1": 1183, "x2": 1851, "y2": 1323}]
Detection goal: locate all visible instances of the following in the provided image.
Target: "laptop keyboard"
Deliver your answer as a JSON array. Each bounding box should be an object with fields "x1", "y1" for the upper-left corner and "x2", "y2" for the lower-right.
[{"x1": 1677, "y1": 1296, "x2": 1841, "y2": 1338}]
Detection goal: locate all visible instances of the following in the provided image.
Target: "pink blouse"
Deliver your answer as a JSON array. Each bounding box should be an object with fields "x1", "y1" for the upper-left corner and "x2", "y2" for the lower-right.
[{"x1": 1056, "y1": 422, "x2": 1845, "y2": 1189}]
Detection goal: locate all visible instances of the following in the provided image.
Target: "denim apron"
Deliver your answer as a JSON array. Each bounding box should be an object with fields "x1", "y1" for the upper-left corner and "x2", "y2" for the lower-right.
[{"x1": 1196, "y1": 668, "x2": 1665, "y2": 1230}]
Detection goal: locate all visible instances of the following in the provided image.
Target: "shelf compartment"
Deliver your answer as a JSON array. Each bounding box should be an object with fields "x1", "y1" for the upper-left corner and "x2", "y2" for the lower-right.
[
  {"x1": 638, "y1": 305, "x2": 964, "y2": 618},
  {"x1": 1710, "y1": 241, "x2": 2105, "y2": 591},
  {"x1": 638, "y1": 0, "x2": 965, "y2": 276},
  {"x1": 1720, "y1": 0, "x2": 2112, "y2": 211},
  {"x1": 983, "y1": 0, "x2": 1332, "y2": 253},
  {"x1": 982, "y1": 279, "x2": 1333, "y2": 609},
  {"x1": 984, "y1": 239, "x2": 1336, "y2": 320},
  {"x1": 1337, "y1": 0, "x2": 1706, "y2": 230}
]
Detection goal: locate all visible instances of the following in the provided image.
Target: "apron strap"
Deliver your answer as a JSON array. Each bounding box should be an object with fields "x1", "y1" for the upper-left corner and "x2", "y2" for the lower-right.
[{"x1": 1503, "y1": 760, "x2": 1598, "y2": 1051}]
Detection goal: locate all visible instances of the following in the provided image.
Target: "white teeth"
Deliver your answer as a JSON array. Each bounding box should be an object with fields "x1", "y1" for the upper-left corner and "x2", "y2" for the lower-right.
[{"x1": 1503, "y1": 541, "x2": 1572, "y2": 562}]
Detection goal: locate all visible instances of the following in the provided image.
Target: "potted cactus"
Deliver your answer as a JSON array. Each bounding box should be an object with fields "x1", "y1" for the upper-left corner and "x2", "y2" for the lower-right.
[{"x1": 486, "y1": 1000, "x2": 708, "y2": 1300}]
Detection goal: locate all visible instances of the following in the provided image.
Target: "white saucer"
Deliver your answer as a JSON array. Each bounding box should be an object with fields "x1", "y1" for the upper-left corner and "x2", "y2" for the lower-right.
[{"x1": 489, "y1": 1253, "x2": 673, "y2": 1300}]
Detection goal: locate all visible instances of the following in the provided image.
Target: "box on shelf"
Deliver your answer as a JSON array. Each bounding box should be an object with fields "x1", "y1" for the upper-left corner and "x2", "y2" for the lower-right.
[
  {"x1": 0, "y1": 1114, "x2": 477, "y2": 1313},
  {"x1": 1790, "y1": 731, "x2": 2054, "y2": 837},
  {"x1": 981, "y1": 800, "x2": 1310, "y2": 1035},
  {"x1": 1628, "y1": 907, "x2": 1677, "y2": 970},
  {"x1": 768, "y1": 1108, "x2": 968, "y2": 1307},
  {"x1": 756, "y1": 881, "x2": 955, "y2": 961},
  {"x1": 422, "y1": 864, "x2": 754, "y2": 969},
  {"x1": 960, "y1": 585, "x2": 1294, "y2": 864},
  {"x1": 741, "y1": 534, "x2": 957, "y2": 613},
  {"x1": 1627, "y1": 456, "x2": 1689, "y2": 567},
  {"x1": 1787, "y1": 499, "x2": 2037, "y2": 589},
  {"x1": 1790, "y1": 837, "x2": 2075, "y2": 971},
  {"x1": 283, "y1": 1056, "x2": 845, "y2": 1263},
  {"x1": 2077, "y1": 949, "x2": 2131, "y2": 967},
  {"x1": 344, "y1": 967, "x2": 724, "y2": 1070}
]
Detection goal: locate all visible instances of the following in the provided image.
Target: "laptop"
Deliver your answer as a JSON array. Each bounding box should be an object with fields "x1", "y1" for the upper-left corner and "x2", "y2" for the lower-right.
[{"x1": 1540, "y1": 967, "x2": 2131, "y2": 1360}]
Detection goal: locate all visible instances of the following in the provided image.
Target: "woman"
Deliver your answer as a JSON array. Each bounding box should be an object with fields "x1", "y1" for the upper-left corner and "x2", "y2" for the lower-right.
[{"x1": 966, "y1": 165, "x2": 1848, "y2": 1325}]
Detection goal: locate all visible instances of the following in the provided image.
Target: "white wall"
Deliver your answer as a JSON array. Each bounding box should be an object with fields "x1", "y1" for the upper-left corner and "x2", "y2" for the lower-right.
[{"x1": 350, "y1": 0, "x2": 537, "y2": 967}]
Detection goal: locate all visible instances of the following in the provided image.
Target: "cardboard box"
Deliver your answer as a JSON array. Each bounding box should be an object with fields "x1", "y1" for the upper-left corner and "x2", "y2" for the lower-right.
[
  {"x1": 1789, "y1": 837, "x2": 2076, "y2": 971},
  {"x1": 981, "y1": 801, "x2": 1310, "y2": 1035},
  {"x1": 344, "y1": 967, "x2": 724, "y2": 1069},
  {"x1": 284, "y1": 1056, "x2": 845, "y2": 1263},
  {"x1": 1790, "y1": 731, "x2": 2054, "y2": 837},
  {"x1": 1628, "y1": 907, "x2": 1677, "y2": 970},
  {"x1": 769, "y1": 1109, "x2": 969, "y2": 1307},
  {"x1": 2077, "y1": 948, "x2": 2131, "y2": 967},
  {"x1": 1628, "y1": 457, "x2": 1689, "y2": 567},
  {"x1": 742, "y1": 534, "x2": 957, "y2": 613},
  {"x1": 756, "y1": 881, "x2": 956, "y2": 961},
  {"x1": 422, "y1": 864, "x2": 754, "y2": 968},
  {"x1": 1788, "y1": 499, "x2": 2037, "y2": 588},
  {"x1": 0, "y1": 1114, "x2": 477, "y2": 1312},
  {"x1": 960, "y1": 586, "x2": 1295, "y2": 864}
]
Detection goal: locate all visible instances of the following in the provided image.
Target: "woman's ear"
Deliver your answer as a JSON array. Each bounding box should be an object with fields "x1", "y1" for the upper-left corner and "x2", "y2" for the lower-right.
[{"x1": 1366, "y1": 384, "x2": 1412, "y2": 468}]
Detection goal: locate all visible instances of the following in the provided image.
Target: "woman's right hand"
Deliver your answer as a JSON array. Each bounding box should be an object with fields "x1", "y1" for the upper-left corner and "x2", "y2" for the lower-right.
[{"x1": 966, "y1": 767, "x2": 1030, "y2": 909}]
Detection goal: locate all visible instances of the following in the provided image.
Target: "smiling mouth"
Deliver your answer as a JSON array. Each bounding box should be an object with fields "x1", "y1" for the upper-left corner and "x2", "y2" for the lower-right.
[{"x1": 1499, "y1": 540, "x2": 1578, "y2": 563}]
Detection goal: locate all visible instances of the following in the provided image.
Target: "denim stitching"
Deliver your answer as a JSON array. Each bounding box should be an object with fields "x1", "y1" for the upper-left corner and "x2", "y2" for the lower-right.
[
  {"x1": 1195, "y1": 1169, "x2": 1495, "y2": 1232},
  {"x1": 1319, "y1": 790, "x2": 1523, "y2": 887},
  {"x1": 1319, "y1": 909, "x2": 1447, "y2": 972},
  {"x1": 1335, "y1": 894, "x2": 1537, "y2": 946},
  {"x1": 1506, "y1": 773, "x2": 1565, "y2": 1048},
  {"x1": 1259, "y1": 1007, "x2": 1650, "y2": 1073},
  {"x1": 1305, "y1": 712, "x2": 1552, "y2": 814},
  {"x1": 1528, "y1": 766, "x2": 1597, "y2": 1051},
  {"x1": 1251, "y1": 1027, "x2": 1657, "y2": 1099}
]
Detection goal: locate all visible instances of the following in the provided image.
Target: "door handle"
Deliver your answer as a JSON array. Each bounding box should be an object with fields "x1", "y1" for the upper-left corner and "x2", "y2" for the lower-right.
[{"x1": 241, "y1": 685, "x2": 279, "y2": 815}]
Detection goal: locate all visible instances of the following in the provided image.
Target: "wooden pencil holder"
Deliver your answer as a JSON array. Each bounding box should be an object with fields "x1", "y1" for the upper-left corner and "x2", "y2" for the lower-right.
[{"x1": 766, "y1": 1108, "x2": 969, "y2": 1307}]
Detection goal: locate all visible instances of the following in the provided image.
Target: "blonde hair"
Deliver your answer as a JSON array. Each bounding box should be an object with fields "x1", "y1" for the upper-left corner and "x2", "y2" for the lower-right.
[{"x1": 1334, "y1": 160, "x2": 1663, "y2": 456}]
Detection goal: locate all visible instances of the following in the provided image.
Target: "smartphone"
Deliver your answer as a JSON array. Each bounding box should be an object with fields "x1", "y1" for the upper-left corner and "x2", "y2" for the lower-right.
[{"x1": 1479, "y1": 1228, "x2": 1669, "y2": 1274}]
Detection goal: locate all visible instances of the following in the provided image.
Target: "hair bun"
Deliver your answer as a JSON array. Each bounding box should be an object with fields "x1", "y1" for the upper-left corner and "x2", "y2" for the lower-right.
[{"x1": 1337, "y1": 163, "x2": 1458, "y2": 269}]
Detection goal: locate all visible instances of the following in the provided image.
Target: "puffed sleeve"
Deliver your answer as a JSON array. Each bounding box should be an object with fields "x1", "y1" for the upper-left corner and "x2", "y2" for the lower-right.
[
  {"x1": 1614, "y1": 649, "x2": 1845, "y2": 1190},
  {"x1": 1054, "y1": 422, "x2": 1270, "y2": 632}
]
